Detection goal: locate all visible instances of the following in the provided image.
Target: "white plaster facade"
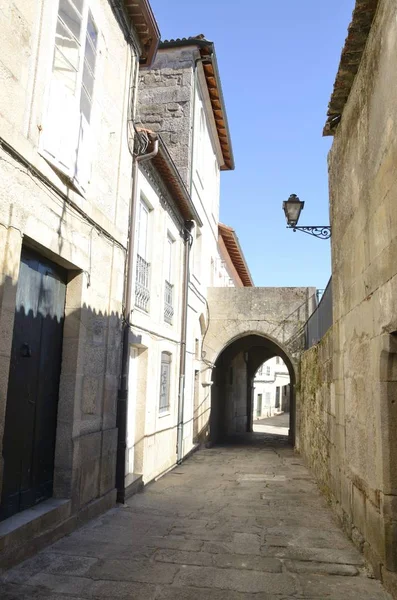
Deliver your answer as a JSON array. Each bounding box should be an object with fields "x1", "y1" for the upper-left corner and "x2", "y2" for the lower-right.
[
  {"x1": 184, "y1": 65, "x2": 226, "y2": 454},
  {"x1": 253, "y1": 357, "x2": 290, "y2": 419},
  {"x1": 126, "y1": 164, "x2": 186, "y2": 484}
]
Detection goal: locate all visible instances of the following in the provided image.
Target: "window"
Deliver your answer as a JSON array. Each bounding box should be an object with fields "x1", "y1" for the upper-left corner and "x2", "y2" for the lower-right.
[
  {"x1": 196, "y1": 106, "x2": 205, "y2": 186},
  {"x1": 193, "y1": 229, "x2": 202, "y2": 280},
  {"x1": 210, "y1": 258, "x2": 215, "y2": 286},
  {"x1": 266, "y1": 366, "x2": 271, "y2": 376},
  {"x1": 135, "y1": 199, "x2": 150, "y2": 312},
  {"x1": 42, "y1": 0, "x2": 98, "y2": 191},
  {"x1": 159, "y1": 352, "x2": 171, "y2": 414},
  {"x1": 164, "y1": 234, "x2": 174, "y2": 324},
  {"x1": 212, "y1": 158, "x2": 219, "y2": 219},
  {"x1": 275, "y1": 387, "x2": 280, "y2": 409}
]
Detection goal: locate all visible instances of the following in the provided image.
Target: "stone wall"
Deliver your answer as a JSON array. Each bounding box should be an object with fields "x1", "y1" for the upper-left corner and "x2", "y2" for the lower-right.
[
  {"x1": 138, "y1": 48, "x2": 195, "y2": 186},
  {"x1": 297, "y1": 329, "x2": 334, "y2": 498},
  {"x1": 324, "y1": 0, "x2": 397, "y2": 594}
]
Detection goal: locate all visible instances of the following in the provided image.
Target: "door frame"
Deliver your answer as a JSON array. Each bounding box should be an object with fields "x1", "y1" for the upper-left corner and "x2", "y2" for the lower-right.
[{"x1": 0, "y1": 240, "x2": 84, "y2": 518}]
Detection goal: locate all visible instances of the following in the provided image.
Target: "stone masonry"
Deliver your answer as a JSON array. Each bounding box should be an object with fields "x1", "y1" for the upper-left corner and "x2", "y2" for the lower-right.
[
  {"x1": 138, "y1": 48, "x2": 195, "y2": 186},
  {"x1": 203, "y1": 287, "x2": 317, "y2": 372},
  {"x1": 316, "y1": 0, "x2": 397, "y2": 595}
]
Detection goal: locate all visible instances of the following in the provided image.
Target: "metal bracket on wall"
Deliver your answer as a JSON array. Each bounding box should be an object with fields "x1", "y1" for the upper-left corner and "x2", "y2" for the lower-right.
[{"x1": 289, "y1": 226, "x2": 331, "y2": 240}]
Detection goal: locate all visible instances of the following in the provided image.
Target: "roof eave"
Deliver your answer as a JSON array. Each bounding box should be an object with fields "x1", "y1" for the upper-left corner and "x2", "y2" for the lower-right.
[
  {"x1": 219, "y1": 223, "x2": 254, "y2": 287},
  {"x1": 124, "y1": 0, "x2": 160, "y2": 67},
  {"x1": 323, "y1": 0, "x2": 379, "y2": 136},
  {"x1": 153, "y1": 137, "x2": 203, "y2": 227}
]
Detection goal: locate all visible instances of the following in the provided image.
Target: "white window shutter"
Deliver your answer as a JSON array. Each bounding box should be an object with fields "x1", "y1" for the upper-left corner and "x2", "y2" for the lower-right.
[
  {"x1": 42, "y1": 79, "x2": 79, "y2": 176},
  {"x1": 74, "y1": 113, "x2": 92, "y2": 191}
]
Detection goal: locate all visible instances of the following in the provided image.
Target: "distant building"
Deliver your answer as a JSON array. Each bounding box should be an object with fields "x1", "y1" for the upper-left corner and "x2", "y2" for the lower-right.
[{"x1": 253, "y1": 357, "x2": 290, "y2": 419}]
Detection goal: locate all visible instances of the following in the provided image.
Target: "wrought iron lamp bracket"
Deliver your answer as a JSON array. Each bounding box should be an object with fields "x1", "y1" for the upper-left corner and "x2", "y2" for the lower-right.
[{"x1": 288, "y1": 225, "x2": 331, "y2": 240}]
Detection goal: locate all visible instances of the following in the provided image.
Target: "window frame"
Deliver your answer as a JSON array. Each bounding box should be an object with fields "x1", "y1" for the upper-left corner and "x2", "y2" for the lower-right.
[
  {"x1": 135, "y1": 196, "x2": 152, "y2": 313},
  {"x1": 40, "y1": 0, "x2": 98, "y2": 192},
  {"x1": 164, "y1": 232, "x2": 175, "y2": 325}
]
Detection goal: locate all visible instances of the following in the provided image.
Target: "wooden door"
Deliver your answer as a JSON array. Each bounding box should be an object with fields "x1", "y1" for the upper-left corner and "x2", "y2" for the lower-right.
[{"x1": 0, "y1": 248, "x2": 66, "y2": 520}]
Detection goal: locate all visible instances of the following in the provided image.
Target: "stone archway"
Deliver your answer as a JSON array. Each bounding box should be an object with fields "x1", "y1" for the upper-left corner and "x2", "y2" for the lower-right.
[
  {"x1": 209, "y1": 332, "x2": 297, "y2": 445},
  {"x1": 200, "y1": 286, "x2": 316, "y2": 447}
]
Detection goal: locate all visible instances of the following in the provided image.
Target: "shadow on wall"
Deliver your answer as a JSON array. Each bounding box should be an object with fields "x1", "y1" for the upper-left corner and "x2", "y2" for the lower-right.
[{"x1": 193, "y1": 389, "x2": 211, "y2": 444}]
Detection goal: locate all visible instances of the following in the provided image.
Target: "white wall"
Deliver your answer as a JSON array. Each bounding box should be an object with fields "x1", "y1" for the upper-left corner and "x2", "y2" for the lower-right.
[
  {"x1": 127, "y1": 167, "x2": 185, "y2": 483},
  {"x1": 184, "y1": 70, "x2": 230, "y2": 454},
  {"x1": 253, "y1": 357, "x2": 290, "y2": 419}
]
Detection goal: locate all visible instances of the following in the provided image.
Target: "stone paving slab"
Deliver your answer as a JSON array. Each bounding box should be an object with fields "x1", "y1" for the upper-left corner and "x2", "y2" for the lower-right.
[{"x1": 0, "y1": 432, "x2": 393, "y2": 599}]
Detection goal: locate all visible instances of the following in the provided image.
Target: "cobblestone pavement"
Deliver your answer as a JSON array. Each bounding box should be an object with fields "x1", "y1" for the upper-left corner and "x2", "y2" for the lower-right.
[
  {"x1": 1, "y1": 433, "x2": 392, "y2": 599},
  {"x1": 253, "y1": 413, "x2": 290, "y2": 435},
  {"x1": 255, "y1": 413, "x2": 290, "y2": 428}
]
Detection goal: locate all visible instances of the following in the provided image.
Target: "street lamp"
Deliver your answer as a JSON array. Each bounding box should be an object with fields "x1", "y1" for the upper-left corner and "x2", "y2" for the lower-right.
[{"x1": 282, "y1": 194, "x2": 331, "y2": 240}]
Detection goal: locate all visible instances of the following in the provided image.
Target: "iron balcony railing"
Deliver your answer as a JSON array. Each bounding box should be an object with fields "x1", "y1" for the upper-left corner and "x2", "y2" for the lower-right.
[
  {"x1": 164, "y1": 280, "x2": 174, "y2": 324},
  {"x1": 135, "y1": 255, "x2": 150, "y2": 312},
  {"x1": 305, "y1": 276, "x2": 333, "y2": 349}
]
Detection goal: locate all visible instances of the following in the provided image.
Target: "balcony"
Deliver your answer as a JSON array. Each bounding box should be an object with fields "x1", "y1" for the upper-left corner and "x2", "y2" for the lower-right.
[
  {"x1": 135, "y1": 255, "x2": 150, "y2": 312},
  {"x1": 164, "y1": 280, "x2": 174, "y2": 324}
]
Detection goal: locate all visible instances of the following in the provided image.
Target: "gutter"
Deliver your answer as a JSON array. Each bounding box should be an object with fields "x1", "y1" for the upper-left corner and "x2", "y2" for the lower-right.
[{"x1": 116, "y1": 136, "x2": 158, "y2": 503}]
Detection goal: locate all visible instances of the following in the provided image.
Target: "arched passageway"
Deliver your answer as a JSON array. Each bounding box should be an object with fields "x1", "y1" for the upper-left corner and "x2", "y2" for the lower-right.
[{"x1": 209, "y1": 333, "x2": 297, "y2": 446}]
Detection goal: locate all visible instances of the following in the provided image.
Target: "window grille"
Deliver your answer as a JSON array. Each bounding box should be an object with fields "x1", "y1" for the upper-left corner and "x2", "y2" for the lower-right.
[
  {"x1": 135, "y1": 255, "x2": 150, "y2": 312},
  {"x1": 164, "y1": 281, "x2": 174, "y2": 324}
]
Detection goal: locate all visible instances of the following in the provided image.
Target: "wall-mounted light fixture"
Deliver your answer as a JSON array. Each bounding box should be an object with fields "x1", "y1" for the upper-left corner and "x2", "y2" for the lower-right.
[{"x1": 282, "y1": 194, "x2": 331, "y2": 240}]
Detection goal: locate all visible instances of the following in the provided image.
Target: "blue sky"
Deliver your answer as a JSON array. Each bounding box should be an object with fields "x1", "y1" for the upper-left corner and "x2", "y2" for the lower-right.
[{"x1": 149, "y1": 0, "x2": 355, "y2": 289}]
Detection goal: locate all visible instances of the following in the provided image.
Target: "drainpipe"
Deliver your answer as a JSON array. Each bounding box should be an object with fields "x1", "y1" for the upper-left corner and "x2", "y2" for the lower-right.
[
  {"x1": 176, "y1": 220, "x2": 194, "y2": 464},
  {"x1": 116, "y1": 137, "x2": 158, "y2": 503}
]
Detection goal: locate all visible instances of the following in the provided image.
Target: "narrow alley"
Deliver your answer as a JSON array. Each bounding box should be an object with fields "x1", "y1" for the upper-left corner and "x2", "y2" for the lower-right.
[{"x1": 1, "y1": 434, "x2": 391, "y2": 600}]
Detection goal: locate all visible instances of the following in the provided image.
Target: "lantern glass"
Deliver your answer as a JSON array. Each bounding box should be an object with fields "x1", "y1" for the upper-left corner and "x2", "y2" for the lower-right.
[{"x1": 282, "y1": 194, "x2": 304, "y2": 227}]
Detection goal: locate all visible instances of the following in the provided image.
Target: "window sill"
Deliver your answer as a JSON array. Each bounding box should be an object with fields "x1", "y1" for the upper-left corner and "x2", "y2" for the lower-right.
[
  {"x1": 158, "y1": 410, "x2": 171, "y2": 418},
  {"x1": 38, "y1": 149, "x2": 87, "y2": 198},
  {"x1": 134, "y1": 305, "x2": 150, "y2": 317}
]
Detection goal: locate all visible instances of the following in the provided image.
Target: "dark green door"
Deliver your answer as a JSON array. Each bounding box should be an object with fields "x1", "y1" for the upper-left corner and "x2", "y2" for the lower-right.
[{"x1": 0, "y1": 248, "x2": 66, "y2": 521}]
